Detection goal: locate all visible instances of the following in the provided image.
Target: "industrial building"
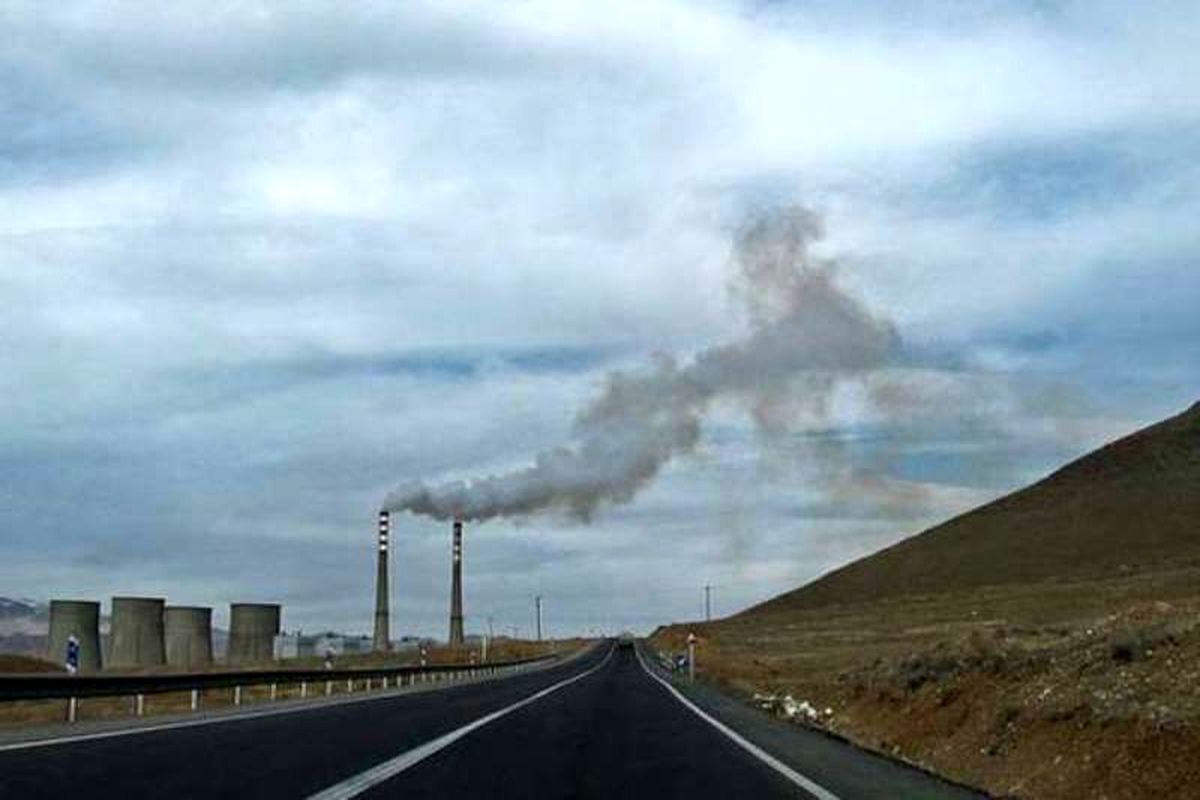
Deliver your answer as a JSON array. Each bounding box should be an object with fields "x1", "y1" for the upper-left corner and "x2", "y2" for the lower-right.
[
  {"x1": 274, "y1": 631, "x2": 373, "y2": 660},
  {"x1": 227, "y1": 603, "x2": 281, "y2": 665},
  {"x1": 109, "y1": 596, "x2": 166, "y2": 668},
  {"x1": 164, "y1": 606, "x2": 213, "y2": 669},
  {"x1": 46, "y1": 600, "x2": 102, "y2": 673}
]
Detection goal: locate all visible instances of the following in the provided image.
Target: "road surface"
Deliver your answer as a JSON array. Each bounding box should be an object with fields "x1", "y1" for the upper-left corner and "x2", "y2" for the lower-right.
[{"x1": 0, "y1": 642, "x2": 984, "y2": 799}]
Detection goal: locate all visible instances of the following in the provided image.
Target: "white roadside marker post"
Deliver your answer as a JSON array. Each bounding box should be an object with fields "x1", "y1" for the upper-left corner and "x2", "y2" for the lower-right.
[{"x1": 687, "y1": 632, "x2": 697, "y2": 683}]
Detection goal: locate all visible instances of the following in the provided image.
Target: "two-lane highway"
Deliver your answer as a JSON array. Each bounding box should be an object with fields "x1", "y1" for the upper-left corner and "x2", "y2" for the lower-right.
[{"x1": 0, "y1": 642, "x2": 984, "y2": 799}]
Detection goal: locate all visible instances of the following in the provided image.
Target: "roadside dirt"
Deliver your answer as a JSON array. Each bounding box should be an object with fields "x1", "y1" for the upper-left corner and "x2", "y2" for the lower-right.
[{"x1": 653, "y1": 571, "x2": 1200, "y2": 799}]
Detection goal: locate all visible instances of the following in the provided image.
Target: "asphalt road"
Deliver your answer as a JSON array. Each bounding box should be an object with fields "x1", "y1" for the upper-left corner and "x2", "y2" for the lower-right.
[{"x1": 0, "y1": 642, "x2": 985, "y2": 799}]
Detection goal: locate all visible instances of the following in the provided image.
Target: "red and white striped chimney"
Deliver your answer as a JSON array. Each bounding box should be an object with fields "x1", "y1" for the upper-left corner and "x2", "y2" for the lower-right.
[
  {"x1": 372, "y1": 510, "x2": 390, "y2": 652},
  {"x1": 448, "y1": 515, "x2": 464, "y2": 646}
]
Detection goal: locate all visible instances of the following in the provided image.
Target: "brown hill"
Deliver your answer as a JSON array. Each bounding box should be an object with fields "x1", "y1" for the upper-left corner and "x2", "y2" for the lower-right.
[{"x1": 744, "y1": 400, "x2": 1200, "y2": 615}]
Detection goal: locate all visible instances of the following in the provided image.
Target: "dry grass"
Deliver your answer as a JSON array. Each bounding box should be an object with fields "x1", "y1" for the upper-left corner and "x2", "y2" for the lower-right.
[{"x1": 0, "y1": 655, "x2": 62, "y2": 674}]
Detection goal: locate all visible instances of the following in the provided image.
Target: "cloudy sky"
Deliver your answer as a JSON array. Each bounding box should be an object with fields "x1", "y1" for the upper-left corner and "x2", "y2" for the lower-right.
[{"x1": 2, "y1": 1, "x2": 1197, "y2": 638}]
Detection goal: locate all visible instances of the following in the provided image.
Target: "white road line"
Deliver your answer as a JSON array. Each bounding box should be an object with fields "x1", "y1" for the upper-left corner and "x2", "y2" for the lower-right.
[
  {"x1": 635, "y1": 647, "x2": 842, "y2": 800},
  {"x1": 0, "y1": 657, "x2": 565, "y2": 755},
  {"x1": 306, "y1": 645, "x2": 614, "y2": 800}
]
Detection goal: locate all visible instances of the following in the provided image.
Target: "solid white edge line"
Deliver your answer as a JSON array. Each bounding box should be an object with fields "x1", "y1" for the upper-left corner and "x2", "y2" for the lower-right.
[
  {"x1": 635, "y1": 646, "x2": 842, "y2": 800},
  {"x1": 306, "y1": 644, "x2": 615, "y2": 800},
  {"x1": 0, "y1": 654, "x2": 574, "y2": 755}
]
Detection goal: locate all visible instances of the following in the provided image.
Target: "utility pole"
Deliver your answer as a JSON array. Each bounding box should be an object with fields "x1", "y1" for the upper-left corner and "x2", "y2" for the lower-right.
[
  {"x1": 704, "y1": 584, "x2": 711, "y2": 623},
  {"x1": 535, "y1": 595, "x2": 543, "y2": 642}
]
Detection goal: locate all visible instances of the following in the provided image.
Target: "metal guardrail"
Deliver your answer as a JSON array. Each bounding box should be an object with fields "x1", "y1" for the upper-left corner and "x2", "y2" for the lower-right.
[{"x1": 0, "y1": 653, "x2": 560, "y2": 721}]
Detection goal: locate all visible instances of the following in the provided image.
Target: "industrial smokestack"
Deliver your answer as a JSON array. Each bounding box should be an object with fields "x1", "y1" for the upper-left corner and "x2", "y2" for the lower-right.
[
  {"x1": 449, "y1": 516, "x2": 464, "y2": 646},
  {"x1": 373, "y1": 510, "x2": 391, "y2": 652},
  {"x1": 164, "y1": 606, "x2": 213, "y2": 669},
  {"x1": 47, "y1": 600, "x2": 102, "y2": 673},
  {"x1": 227, "y1": 603, "x2": 281, "y2": 665},
  {"x1": 109, "y1": 597, "x2": 166, "y2": 669}
]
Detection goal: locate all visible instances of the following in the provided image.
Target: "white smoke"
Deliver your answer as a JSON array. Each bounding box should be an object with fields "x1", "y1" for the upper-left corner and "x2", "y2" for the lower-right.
[{"x1": 384, "y1": 206, "x2": 899, "y2": 522}]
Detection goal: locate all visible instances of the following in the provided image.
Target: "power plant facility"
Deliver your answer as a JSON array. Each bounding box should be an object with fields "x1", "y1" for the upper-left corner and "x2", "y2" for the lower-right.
[
  {"x1": 449, "y1": 516, "x2": 465, "y2": 647},
  {"x1": 164, "y1": 606, "x2": 214, "y2": 669},
  {"x1": 46, "y1": 600, "x2": 102, "y2": 673},
  {"x1": 373, "y1": 510, "x2": 390, "y2": 652},
  {"x1": 275, "y1": 631, "x2": 374, "y2": 660},
  {"x1": 109, "y1": 596, "x2": 166, "y2": 668},
  {"x1": 227, "y1": 603, "x2": 281, "y2": 665}
]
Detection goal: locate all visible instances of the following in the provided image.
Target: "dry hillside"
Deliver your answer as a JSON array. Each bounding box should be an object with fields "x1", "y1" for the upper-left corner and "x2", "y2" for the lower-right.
[
  {"x1": 747, "y1": 400, "x2": 1200, "y2": 615},
  {"x1": 653, "y1": 400, "x2": 1200, "y2": 799}
]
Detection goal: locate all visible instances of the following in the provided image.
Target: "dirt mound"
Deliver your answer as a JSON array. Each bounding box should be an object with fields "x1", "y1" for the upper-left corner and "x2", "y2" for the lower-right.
[
  {"x1": 0, "y1": 654, "x2": 62, "y2": 673},
  {"x1": 746, "y1": 401, "x2": 1200, "y2": 615}
]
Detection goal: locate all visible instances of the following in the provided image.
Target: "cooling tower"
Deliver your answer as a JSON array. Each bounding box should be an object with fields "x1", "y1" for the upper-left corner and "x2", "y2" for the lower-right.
[
  {"x1": 164, "y1": 606, "x2": 213, "y2": 669},
  {"x1": 227, "y1": 603, "x2": 281, "y2": 664},
  {"x1": 109, "y1": 596, "x2": 166, "y2": 668},
  {"x1": 449, "y1": 517, "x2": 464, "y2": 646},
  {"x1": 373, "y1": 510, "x2": 391, "y2": 652},
  {"x1": 46, "y1": 600, "x2": 102, "y2": 673}
]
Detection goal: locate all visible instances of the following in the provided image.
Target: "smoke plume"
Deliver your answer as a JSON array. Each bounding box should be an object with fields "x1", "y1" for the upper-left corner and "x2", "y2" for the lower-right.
[{"x1": 384, "y1": 206, "x2": 899, "y2": 522}]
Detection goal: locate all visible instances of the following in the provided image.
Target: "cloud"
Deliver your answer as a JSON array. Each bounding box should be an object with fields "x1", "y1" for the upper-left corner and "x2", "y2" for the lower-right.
[{"x1": 0, "y1": 0, "x2": 1196, "y2": 634}]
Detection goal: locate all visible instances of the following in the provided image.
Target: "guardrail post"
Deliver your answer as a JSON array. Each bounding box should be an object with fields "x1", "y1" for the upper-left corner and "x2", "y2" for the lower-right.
[
  {"x1": 346, "y1": 678, "x2": 353, "y2": 693},
  {"x1": 325, "y1": 680, "x2": 332, "y2": 696},
  {"x1": 301, "y1": 681, "x2": 308, "y2": 699},
  {"x1": 270, "y1": 683, "x2": 278, "y2": 701},
  {"x1": 382, "y1": 675, "x2": 389, "y2": 690},
  {"x1": 135, "y1": 693, "x2": 145, "y2": 717},
  {"x1": 234, "y1": 685, "x2": 242, "y2": 706},
  {"x1": 190, "y1": 689, "x2": 199, "y2": 712},
  {"x1": 67, "y1": 697, "x2": 78, "y2": 723}
]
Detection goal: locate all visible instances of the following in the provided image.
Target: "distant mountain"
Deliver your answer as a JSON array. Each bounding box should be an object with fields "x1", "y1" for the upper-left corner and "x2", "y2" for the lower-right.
[
  {"x1": 0, "y1": 598, "x2": 45, "y2": 633},
  {"x1": 0, "y1": 597, "x2": 43, "y2": 619},
  {"x1": 744, "y1": 400, "x2": 1200, "y2": 615},
  {"x1": 0, "y1": 598, "x2": 47, "y2": 656}
]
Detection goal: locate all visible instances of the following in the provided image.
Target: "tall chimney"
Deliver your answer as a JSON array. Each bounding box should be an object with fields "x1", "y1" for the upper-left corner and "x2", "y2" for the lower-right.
[
  {"x1": 373, "y1": 510, "x2": 391, "y2": 652},
  {"x1": 449, "y1": 516, "x2": 464, "y2": 646}
]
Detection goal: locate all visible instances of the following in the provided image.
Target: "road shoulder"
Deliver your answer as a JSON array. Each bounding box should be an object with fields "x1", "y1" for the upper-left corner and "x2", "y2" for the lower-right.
[{"x1": 638, "y1": 642, "x2": 990, "y2": 800}]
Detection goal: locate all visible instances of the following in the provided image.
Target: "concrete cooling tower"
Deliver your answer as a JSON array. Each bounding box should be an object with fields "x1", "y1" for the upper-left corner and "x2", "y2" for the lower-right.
[
  {"x1": 227, "y1": 603, "x2": 280, "y2": 665},
  {"x1": 109, "y1": 596, "x2": 166, "y2": 668},
  {"x1": 46, "y1": 600, "x2": 102, "y2": 673},
  {"x1": 164, "y1": 606, "x2": 213, "y2": 669}
]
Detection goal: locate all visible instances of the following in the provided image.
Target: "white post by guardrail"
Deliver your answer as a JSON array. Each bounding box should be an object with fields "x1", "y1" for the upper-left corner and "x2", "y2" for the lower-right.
[{"x1": 190, "y1": 689, "x2": 199, "y2": 711}]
